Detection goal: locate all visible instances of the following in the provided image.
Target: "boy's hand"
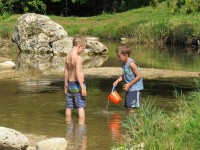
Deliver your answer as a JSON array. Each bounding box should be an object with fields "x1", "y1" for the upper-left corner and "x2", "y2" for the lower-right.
[
  {"x1": 64, "y1": 88, "x2": 67, "y2": 94},
  {"x1": 81, "y1": 88, "x2": 87, "y2": 96},
  {"x1": 123, "y1": 83, "x2": 131, "y2": 91},
  {"x1": 64, "y1": 84, "x2": 68, "y2": 94},
  {"x1": 113, "y1": 81, "x2": 118, "y2": 86}
]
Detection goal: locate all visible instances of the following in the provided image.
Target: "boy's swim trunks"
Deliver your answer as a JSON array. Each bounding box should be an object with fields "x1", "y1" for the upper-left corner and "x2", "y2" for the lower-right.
[
  {"x1": 66, "y1": 81, "x2": 86, "y2": 109},
  {"x1": 125, "y1": 90, "x2": 141, "y2": 108}
]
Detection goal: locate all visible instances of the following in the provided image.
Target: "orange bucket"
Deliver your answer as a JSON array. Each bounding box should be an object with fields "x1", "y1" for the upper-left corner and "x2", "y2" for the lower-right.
[{"x1": 108, "y1": 86, "x2": 122, "y2": 104}]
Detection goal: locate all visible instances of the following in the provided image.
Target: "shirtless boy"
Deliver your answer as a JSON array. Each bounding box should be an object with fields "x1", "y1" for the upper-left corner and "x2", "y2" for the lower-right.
[{"x1": 64, "y1": 36, "x2": 87, "y2": 120}]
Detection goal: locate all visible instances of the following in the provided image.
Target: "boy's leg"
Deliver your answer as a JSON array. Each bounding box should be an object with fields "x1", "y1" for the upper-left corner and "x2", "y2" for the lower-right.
[
  {"x1": 66, "y1": 91, "x2": 74, "y2": 121},
  {"x1": 125, "y1": 91, "x2": 141, "y2": 114},
  {"x1": 79, "y1": 116, "x2": 85, "y2": 125},
  {"x1": 65, "y1": 108, "x2": 72, "y2": 122},
  {"x1": 75, "y1": 92, "x2": 86, "y2": 118},
  {"x1": 78, "y1": 108, "x2": 85, "y2": 118}
]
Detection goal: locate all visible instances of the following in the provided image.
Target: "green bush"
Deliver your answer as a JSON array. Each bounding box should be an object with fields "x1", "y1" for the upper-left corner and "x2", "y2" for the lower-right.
[{"x1": 167, "y1": 0, "x2": 200, "y2": 14}]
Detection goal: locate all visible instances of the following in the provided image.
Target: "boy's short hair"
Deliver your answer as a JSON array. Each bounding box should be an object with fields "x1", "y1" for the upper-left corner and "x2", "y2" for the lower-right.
[
  {"x1": 73, "y1": 36, "x2": 87, "y2": 47},
  {"x1": 116, "y1": 44, "x2": 131, "y2": 56}
]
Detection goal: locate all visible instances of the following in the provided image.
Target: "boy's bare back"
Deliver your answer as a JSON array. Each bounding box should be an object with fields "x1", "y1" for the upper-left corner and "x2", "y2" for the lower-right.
[{"x1": 66, "y1": 49, "x2": 84, "y2": 82}]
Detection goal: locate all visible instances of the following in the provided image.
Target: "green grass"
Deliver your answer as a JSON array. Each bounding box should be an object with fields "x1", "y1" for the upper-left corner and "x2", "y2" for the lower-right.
[
  {"x1": 115, "y1": 79, "x2": 200, "y2": 149},
  {"x1": 0, "y1": 3, "x2": 199, "y2": 45},
  {"x1": 0, "y1": 26, "x2": 12, "y2": 39}
]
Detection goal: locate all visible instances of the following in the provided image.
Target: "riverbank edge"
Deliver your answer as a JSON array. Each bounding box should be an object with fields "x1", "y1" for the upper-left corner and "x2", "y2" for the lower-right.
[{"x1": 0, "y1": 67, "x2": 199, "y2": 81}]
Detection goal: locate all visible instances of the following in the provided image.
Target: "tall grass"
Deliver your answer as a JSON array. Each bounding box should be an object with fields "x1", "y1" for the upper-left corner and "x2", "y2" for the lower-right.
[
  {"x1": 0, "y1": 26, "x2": 12, "y2": 39},
  {"x1": 116, "y1": 80, "x2": 200, "y2": 149}
]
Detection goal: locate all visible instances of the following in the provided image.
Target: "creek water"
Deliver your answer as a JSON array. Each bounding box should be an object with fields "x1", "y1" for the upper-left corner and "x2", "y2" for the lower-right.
[
  {"x1": 102, "y1": 41, "x2": 200, "y2": 72},
  {"x1": 0, "y1": 42, "x2": 199, "y2": 149}
]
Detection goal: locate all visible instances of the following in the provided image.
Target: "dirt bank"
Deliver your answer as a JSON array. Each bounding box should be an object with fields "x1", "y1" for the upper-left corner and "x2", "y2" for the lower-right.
[
  {"x1": 0, "y1": 66, "x2": 199, "y2": 80},
  {"x1": 83, "y1": 67, "x2": 200, "y2": 79}
]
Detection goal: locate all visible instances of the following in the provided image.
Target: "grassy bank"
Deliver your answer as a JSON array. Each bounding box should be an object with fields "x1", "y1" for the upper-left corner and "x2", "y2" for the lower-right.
[
  {"x1": 116, "y1": 80, "x2": 200, "y2": 149},
  {"x1": 0, "y1": 3, "x2": 200, "y2": 45}
]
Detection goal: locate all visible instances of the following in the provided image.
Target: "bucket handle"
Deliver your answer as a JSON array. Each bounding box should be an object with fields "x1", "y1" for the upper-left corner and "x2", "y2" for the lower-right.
[{"x1": 111, "y1": 85, "x2": 116, "y2": 93}]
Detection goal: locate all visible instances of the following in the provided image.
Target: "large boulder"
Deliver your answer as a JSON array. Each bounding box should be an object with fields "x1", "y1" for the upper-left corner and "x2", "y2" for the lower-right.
[
  {"x1": 12, "y1": 13, "x2": 108, "y2": 54},
  {"x1": 0, "y1": 127, "x2": 28, "y2": 150},
  {"x1": 13, "y1": 13, "x2": 67, "y2": 54}
]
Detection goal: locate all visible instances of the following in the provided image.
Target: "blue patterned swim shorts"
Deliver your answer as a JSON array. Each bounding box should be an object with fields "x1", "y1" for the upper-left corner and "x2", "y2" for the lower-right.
[{"x1": 66, "y1": 81, "x2": 86, "y2": 109}]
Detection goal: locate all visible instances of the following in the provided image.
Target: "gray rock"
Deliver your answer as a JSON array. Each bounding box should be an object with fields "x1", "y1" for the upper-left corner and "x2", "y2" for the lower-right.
[
  {"x1": 53, "y1": 37, "x2": 108, "y2": 54},
  {"x1": 86, "y1": 37, "x2": 108, "y2": 54},
  {"x1": 13, "y1": 13, "x2": 68, "y2": 54},
  {"x1": 0, "y1": 127, "x2": 28, "y2": 150},
  {"x1": 36, "y1": 138, "x2": 67, "y2": 150},
  {"x1": 12, "y1": 13, "x2": 108, "y2": 54}
]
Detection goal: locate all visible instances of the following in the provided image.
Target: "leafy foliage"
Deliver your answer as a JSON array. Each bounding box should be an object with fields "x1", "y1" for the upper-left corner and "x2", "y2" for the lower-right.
[
  {"x1": 166, "y1": 0, "x2": 200, "y2": 14},
  {"x1": 0, "y1": 0, "x2": 13, "y2": 20},
  {"x1": 0, "y1": 0, "x2": 166, "y2": 17}
]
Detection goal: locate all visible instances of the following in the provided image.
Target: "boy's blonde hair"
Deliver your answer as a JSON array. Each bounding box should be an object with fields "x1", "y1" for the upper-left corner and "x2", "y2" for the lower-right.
[
  {"x1": 116, "y1": 44, "x2": 131, "y2": 56},
  {"x1": 73, "y1": 36, "x2": 87, "y2": 47}
]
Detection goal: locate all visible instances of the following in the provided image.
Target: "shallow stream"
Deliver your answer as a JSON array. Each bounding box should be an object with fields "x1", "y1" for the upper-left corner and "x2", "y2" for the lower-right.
[{"x1": 0, "y1": 41, "x2": 199, "y2": 149}]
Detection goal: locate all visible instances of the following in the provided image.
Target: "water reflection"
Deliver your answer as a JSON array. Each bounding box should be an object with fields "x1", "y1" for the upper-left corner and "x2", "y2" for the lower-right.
[
  {"x1": 108, "y1": 112, "x2": 122, "y2": 142},
  {"x1": 101, "y1": 40, "x2": 200, "y2": 71},
  {"x1": 19, "y1": 78, "x2": 63, "y2": 93},
  {"x1": 15, "y1": 52, "x2": 108, "y2": 74},
  {"x1": 66, "y1": 118, "x2": 87, "y2": 150}
]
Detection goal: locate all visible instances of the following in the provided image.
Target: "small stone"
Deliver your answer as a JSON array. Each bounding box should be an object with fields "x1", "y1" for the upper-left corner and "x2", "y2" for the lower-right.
[{"x1": 0, "y1": 61, "x2": 16, "y2": 68}]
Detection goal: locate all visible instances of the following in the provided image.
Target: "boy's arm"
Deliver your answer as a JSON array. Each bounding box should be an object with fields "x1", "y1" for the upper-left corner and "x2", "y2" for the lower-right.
[
  {"x1": 75, "y1": 56, "x2": 87, "y2": 96},
  {"x1": 113, "y1": 75, "x2": 123, "y2": 86},
  {"x1": 123, "y1": 62, "x2": 141, "y2": 91},
  {"x1": 64, "y1": 58, "x2": 69, "y2": 93}
]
